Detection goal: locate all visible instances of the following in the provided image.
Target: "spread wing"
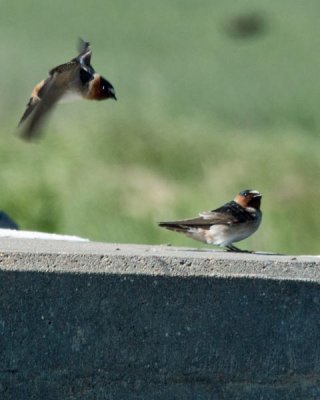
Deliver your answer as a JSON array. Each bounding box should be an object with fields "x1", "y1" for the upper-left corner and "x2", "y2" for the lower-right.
[
  {"x1": 19, "y1": 95, "x2": 41, "y2": 127},
  {"x1": 50, "y1": 39, "x2": 91, "y2": 73},
  {"x1": 72, "y1": 38, "x2": 92, "y2": 67},
  {"x1": 71, "y1": 39, "x2": 94, "y2": 81},
  {"x1": 20, "y1": 65, "x2": 80, "y2": 140},
  {"x1": 19, "y1": 39, "x2": 93, "y2": 139}
]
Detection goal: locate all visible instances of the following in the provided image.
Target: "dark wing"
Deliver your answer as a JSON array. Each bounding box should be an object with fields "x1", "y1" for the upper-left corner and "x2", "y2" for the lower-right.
[
  {"x1": 49, "y1": 60, "x2": 79, "y2": 76},
  {"x1": 72, "y1": 38, "x2": 92, "y2": 67},
  {"x1": 210, "y1": 200, "x2": 256, "y2": 222},
  {"x1": 19, "y1": 78, "x2": 50, "y2": 126},
  {"x1": 49, "y1": 40, "x2": 91, "y2": 74},
  {"x1": 70, "y1": 39, "x2": 95, "y2": 82},
  {"x1": 50, "y1": 51, "x2": 94, "y2": 85},
  {"x1": 159, "y1": 201, "x2": 254, "y2": 232},
  {"x1": 20, "y1": 67, "x2": 80, "y2": 140},
  {"x1": 19, "y1": 96, "x2": 41, "y2": 127},
  {"x1": 158, "y1": 213, "x2": 228, "y2": 233}
]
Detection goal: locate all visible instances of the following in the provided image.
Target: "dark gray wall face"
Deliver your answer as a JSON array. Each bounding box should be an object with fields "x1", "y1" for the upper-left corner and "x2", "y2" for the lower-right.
[{"x1": 0, "y1": 239, "x2": 319, "y2": 399}]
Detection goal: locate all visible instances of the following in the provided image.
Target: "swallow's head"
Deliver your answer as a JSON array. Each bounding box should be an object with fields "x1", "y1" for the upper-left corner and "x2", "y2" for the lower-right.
[
  {"x1": 98, "y1": 76, "x2": 117, "y2": 100},
  {"x1": 235, "y1": 189, "x2": 262, "y2": 209},
  {"x1": 86, "y1": 74, "x2": 117, "y2": 101}
]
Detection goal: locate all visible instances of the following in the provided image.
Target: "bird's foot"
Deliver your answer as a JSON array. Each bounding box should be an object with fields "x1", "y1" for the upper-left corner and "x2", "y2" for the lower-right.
[{"x1": 226, "y1": 245, "x2": 253, "y2": 253}]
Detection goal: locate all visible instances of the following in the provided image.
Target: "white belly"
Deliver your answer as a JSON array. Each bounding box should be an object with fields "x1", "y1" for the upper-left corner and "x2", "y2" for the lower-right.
[
  {"x1": 60, "y1": 90, "x2": 83, "y2": 103},
  {"x1": 208, "y1": 218, "x2": 261, "y2": 246},
  {"x1": 185, "y1": 214, "x2": 261, "y2": 247}
]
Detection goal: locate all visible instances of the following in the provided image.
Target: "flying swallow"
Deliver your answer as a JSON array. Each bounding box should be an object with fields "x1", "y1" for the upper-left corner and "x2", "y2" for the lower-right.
[
  {"x1": 158, "y1": 189, "x2": 262, "y2": 252},
  {"x1": 19, "y1": 39, "x2": 116, "y2": 139}
]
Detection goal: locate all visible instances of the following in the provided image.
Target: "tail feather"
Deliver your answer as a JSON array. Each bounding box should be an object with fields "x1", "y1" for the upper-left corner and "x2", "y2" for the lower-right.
[{"x1": 158, "y1": 222, "x2": 190, "y2": 233}]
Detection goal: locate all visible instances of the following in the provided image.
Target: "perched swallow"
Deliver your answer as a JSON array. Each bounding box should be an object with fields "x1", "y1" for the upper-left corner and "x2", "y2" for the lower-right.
[
  {"x1": 159, "y1": 189, "x2": 262, "y2": 252},
  {"x1": 19, "y1": 39, "x2": 116, "y2": 139}
]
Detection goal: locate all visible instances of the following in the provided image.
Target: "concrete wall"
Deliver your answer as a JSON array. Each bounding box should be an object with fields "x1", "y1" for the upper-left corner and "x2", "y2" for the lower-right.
[{"x1": 0, "y1": 238, "x2": 319, "y2": 399}]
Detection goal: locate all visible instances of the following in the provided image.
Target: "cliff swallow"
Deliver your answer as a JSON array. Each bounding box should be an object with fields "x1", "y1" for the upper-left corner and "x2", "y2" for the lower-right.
[
  {"x1": 158, "y1": 189, "x2": 262, "y2": 252},
  {"x1": 19, "y1": 39, "x2": 116, "y2": 139}
]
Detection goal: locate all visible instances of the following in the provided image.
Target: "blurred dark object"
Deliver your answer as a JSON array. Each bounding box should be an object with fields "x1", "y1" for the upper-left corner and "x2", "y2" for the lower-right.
[
  {"x1": 225, "y1": 12, "x2": 267, "y2": 39},
  {"x1": 0, "y1": 211, "x2": 19, "y2": 230}
]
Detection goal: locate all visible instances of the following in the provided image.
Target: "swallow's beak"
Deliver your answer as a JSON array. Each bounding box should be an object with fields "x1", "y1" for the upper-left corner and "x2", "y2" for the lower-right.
[
  {"x1": 107, "y1": 86, "x2": 117, "y2": 101},
  {"x1": 250, "y1": 190, "x2": 262, "y2": 198}
]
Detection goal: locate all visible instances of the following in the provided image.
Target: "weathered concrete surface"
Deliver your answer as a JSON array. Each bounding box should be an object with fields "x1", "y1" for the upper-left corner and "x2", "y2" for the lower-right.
[{"x1": 0, "y1": 238, "x2": 319, "y2": 400}]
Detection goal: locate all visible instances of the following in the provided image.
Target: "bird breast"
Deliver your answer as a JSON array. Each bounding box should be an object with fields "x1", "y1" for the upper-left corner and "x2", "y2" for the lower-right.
[{"x1": 60, "y1": 90, "x2": 83, "y2": 103}]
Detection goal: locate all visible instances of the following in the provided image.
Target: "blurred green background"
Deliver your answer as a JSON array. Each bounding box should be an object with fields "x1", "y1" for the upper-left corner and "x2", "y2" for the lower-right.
[{"x1": 0, "y1": 0, "x2": 319, "y2": 254}]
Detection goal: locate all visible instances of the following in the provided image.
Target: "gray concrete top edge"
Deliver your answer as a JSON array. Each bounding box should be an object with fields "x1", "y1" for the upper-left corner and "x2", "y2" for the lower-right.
[
  {"x1": 0, "y1": 238, "x2": 319, "y2": 282},
  {"x1": 0, "y1": 237, "x2": 318, "y2": 259}
]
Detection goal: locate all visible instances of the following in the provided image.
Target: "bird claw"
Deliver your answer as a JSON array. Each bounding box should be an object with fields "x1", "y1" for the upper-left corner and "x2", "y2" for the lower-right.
[{"x1": 226, "y1": 245, "x2": 253, "y2": 253}]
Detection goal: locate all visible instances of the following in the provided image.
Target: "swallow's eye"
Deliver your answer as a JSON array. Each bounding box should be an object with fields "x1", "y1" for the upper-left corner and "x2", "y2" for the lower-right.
[
  {"x1": 99, "y1": 77, "x2": 116, "y2": 99},
  {"x1": 240, "y1": 190, "x2": 250, "y2": 197}
]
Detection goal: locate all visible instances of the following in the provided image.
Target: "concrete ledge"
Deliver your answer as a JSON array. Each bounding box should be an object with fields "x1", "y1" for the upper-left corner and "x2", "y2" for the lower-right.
[{"x1": 0, "y1": 239, "x2": 319, "y2": 399}]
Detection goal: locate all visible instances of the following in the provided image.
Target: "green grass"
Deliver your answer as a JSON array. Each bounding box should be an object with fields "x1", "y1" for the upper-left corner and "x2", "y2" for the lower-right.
[{"x1": 0, "y1": 0, "x2": 319, "y2": 254}]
